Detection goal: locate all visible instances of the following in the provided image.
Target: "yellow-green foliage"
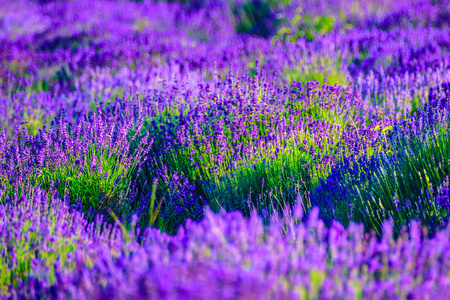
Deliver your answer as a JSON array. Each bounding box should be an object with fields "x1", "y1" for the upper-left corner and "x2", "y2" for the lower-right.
[
  {"x1": 35, "y1": 144, "x2": 134, "y2": 216},
  {"x1": 133, "y1": 18, "x2": 151, "y2": 33},
  {"x1": 23, "y1": 109, "x2": 47, "y2": 136},
  {"x1": 273, "y1": 8, "x2": 336, "y2": 43},
  {"x1": 285, "y1": 56, "x2": 348, "y2": 86}
]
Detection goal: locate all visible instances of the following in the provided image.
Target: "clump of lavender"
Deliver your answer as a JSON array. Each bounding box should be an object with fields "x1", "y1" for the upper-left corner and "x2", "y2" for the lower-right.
[
  {"x1": 435, "y1": 176, "x2": 450, "y2": 212},
  {"x1": 0, "y1": 189, "x2": 116, "y2": 296},
  {"x1": 412, "y1": 176, "x2": 450, "y2": 230},
  {"x1": 156, "y1": 165, "x2": 205, "y2": 231},
  {"x1": 311, "y1": 83, "x2": 450, "y2": 235},
  {"x1": 0, "y1": 112, "x2": 153, "y2": 220}
]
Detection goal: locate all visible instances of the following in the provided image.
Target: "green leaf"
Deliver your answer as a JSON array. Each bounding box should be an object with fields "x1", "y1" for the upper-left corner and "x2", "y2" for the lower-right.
[{"x1": 382, "y1": 126, "x2": 393, "y2": 134}]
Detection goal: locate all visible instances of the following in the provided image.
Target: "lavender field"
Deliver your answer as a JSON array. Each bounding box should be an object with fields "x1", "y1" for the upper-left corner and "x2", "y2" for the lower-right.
[{"x1": 1, "y1": 0, "x2": 450, "y2": 298}]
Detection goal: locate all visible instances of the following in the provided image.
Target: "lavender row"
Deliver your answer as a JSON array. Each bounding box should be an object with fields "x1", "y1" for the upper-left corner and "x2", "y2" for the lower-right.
[
  {"x1": 2, "y1": 191, "x2": 450, "y2": 299},
  {"x1": 1, "y1": 73, "x2": 449, "y2": 233},
  {"x1": 1, "y1": 1, "x2": 449, "y2": 96}
]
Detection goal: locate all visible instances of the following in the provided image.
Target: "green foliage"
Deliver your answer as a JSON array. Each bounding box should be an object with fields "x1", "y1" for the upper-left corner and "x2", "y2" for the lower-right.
[
  {"x1": 35, "y1": 143, "x2": 135, "y2": 218},
  {"x1": 22, "y1": 109, "x2": 50, "y2": 136},
  {"x1": 284, "y1": 56, "x2": 348, "y2": 87},
  {"x1": 310, "y1": 269, "x2": 326, "y2": 298},
  {"x1": 273, "y1": 8, "x2": 336, "y2": 43},
  {"x1": 21, "y1": 65, "x2": 73, "y2": 94},
  {"x1": 232, "y1": 0, "x2": 275, "y2": 38},
  {"x1": 202, "y1": 140, "x2": 312, "y2": 214}
]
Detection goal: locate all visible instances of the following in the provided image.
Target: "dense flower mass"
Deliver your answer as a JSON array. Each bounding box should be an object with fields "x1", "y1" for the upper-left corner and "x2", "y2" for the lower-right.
[
  {"x1": 1, "y1": 0, "x2": 450, "y2": 298},
  {"x1": 2, "y1": 192, "x2": 450, "y2": 299}
]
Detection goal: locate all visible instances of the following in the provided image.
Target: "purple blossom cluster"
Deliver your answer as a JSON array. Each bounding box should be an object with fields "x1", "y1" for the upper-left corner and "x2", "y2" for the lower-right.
[
  {"x1": 156, "y1": 165, "x2": 205, "y2": 228},
  {"x1": 2, "y1": 192, "x2": 450, "y2": 298}
]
